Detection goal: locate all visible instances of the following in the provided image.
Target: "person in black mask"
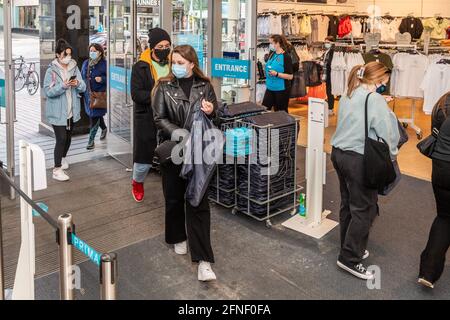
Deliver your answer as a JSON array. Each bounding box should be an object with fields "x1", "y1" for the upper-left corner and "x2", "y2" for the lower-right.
[{"x1": 130, "y1": 28, "x2": 172, "y2": 202}]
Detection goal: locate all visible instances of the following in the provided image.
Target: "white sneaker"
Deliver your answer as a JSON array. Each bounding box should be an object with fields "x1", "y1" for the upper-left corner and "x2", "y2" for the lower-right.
[
  {"x1": 328, "y1": 109, "x2": 335, "y2": 116},
  {"x1": 53, "y1": 168, "x2": 70, "y2": 182},
  {"x1": 61, "y1": 158, "x2": 69, "y2": 170},
  {"x1": 198, "y1": 261, "x2": 217, "y2": 282},
  {"x1": 174, "y1": 241, "x2": 187, "y2": 255}
]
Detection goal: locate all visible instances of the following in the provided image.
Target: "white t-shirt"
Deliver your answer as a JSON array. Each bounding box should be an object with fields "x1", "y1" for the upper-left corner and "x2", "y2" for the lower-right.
[
  {"x1": 391, "y1": 53, "x2": 429, "y2": 98},
  {"x1": 420, "y1": 63, "x2": 450, "y2": 114}
]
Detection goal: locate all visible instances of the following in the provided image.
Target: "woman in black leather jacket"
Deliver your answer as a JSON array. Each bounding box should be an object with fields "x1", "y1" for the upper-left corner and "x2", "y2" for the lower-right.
[
  {"x1": 152, "y1": 45, "x2": 219, "y2": 282},
  {"x1": 419, "y1": 91, "x2": 450, "y2": 289}
]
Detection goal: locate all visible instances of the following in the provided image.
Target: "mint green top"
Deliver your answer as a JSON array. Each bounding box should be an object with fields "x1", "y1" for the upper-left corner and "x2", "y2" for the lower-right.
[
  {"x1": 331, "y1": 86, "x2": 400, "y2": 158},
  {"x1": 151, "y1": 60, "x2": 170, "y2": 80}
]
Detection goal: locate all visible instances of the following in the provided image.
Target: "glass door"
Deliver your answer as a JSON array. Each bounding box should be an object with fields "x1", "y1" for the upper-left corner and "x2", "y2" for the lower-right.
[
  {"x1": 107, "y1": 0, "x2": 135, "y2": 168},
  {"x1": 172, "y1": 0, "x2": 208, "y2": 71},
  {"x1": 219, "y1": 0, "x2": 256, "y2": 104}
]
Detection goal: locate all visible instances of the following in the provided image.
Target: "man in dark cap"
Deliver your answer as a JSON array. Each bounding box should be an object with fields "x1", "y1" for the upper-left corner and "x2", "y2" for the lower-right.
[{"x1": 130, "y1": 28, "x2": 172, "y2": 202}]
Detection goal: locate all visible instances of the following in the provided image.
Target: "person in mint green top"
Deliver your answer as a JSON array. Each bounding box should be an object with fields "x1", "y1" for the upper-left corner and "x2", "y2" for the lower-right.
[{"x1": 331, "y1": 61, "x2": 400, "y2": 281}]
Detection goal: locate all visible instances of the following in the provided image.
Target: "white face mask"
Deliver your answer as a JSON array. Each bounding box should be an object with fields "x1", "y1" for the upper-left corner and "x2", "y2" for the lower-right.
[{"x1": 60, "y1": 56, "x2": 72, "y2": 65}]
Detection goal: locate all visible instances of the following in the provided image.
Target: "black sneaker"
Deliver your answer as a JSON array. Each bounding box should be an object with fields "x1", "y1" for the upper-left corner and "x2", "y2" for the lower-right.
[
  {"x1": 337, "y1": 259, "x2": 374, "y2": 280},
  {"x1": 86, "y1": 141, "x2": 95, "y2": 150},
  {"x1": 100, "y1": 128, "x2": 107, "y2": 140}
]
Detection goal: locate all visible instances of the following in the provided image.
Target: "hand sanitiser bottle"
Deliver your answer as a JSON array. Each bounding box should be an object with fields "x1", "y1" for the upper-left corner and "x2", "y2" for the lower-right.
[{"x1": 299, "y1": 193, "x2": 306, "y2": 217}]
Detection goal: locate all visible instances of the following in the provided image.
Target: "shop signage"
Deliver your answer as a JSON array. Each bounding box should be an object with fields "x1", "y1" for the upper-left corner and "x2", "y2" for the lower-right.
[
  {"x1": 110, "y1": 66, "x2": 131, "y2": 94},
  {"x1": 72, "y1": 233, "x2": 102, "y2": 266},
  {"x1": 211, "y1": 58, "x2": 251, "y2": 80},
  {"x1": 223, "y1": 52, "x2": 240, "y2": 60},
  {"x1": 137, "y1": 0, "x2": 159, "y2": 6},
  {"x1": 0, "y1": 79, "x2": 5, "y2": 108}
]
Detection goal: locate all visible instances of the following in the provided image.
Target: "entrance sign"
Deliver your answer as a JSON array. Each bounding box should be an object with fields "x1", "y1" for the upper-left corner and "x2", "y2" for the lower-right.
[
  {"x1": 110, "y1": 66, "x2": 132, "y2": 94},
  {"x1": 212, "y1": 58, "x2": 251, "y2": 80},
  {"x1": 173, "y1": 34, "x2": 204, "y2": 69}
]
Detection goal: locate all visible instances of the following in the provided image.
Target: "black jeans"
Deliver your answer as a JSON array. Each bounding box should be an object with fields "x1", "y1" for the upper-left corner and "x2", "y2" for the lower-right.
[
  {"x1": 262, "y1": 89, "x2": 290, "y2": 112},
  {"x1": 326, "y1": 74, "x2": 334, "y2": 110},
  {"x1": 420, "y1": 159, "x2": 450, "y2": 283},
  {"x1": 52, "y1": 118, "x2": 74, "y2": 168},
  {"x1": 88, "y1": 116, "x2": 107, "y2": 143},
  {"x1": 160, "y1": 161, "x2": 215, "y2": 263},
  {"x1": 331, "y1": 147, "x2": 379, "y2": 265},
  {"x1": 90, "y1": 116, "x2": 106, "y2": 131}
]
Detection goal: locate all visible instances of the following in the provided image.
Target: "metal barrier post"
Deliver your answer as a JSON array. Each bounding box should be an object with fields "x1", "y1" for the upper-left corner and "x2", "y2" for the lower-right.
[
  {"x1": 58, "y1": 214, "x2": 74, "y2": 300},
  {"x1": 0, "y1": 163, "x2": 4, "y2": 300},
  {"x1": 100, "y1": 253, "x2": 118, "y2": 300}
]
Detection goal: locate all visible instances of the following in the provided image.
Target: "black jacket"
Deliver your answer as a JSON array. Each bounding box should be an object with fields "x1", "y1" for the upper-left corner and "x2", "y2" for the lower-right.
[
  {"x1": 432, "y1": 96, "x2": 450, "y2": 163},
  {"x1": 131, "y1": 60, "x2": 157, "y2": 164},
  {"x1": 152, "y1": 77, "x2": 218, "y2": 142},
  {"x1": 399, "y1": 17, "x2": 424, "y2": 40}
]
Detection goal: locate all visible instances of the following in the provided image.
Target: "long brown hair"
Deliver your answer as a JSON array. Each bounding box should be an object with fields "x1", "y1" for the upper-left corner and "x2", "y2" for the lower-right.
[
  {"x1": 433, "y1": 91, "x2": 450, "y2": 119},
  {"x1": 158, "y1": 45, "x2": 210, "y2": 84},
  {"x1": 347, "y1": 61, "x2": 390, "y2": 97},
  {"x1": 270, "y1": 34, "x2": 289, "y2": 51}
]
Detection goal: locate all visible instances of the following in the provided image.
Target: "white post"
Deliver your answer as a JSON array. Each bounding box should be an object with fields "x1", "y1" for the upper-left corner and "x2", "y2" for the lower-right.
[
  {"x1": 282, "y1": 98, "x2": 338, "y2": 239},
  {"x1": 12, "y1": 141, "x2": 35, "y2": 300},
  {"x1": 12, "y1": 141, "x2": 47, "y2": 300}
]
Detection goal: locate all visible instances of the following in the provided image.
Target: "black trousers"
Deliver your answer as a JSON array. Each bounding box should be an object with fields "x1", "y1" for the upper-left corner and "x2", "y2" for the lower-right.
[
  {"x1": 160, "y1": 161, "x2": 215, "y2": 263},
  {"x1": 331, "y1": 147, "x2": 379, "y2": 265},
  {"x1": 262, "y1": 89, "x2": 290, "y2": 112},
  {"x1": 325, "y1": 73, "x2": 334, "y2": 110},
  {"x1": 90, "y1": 116, "x2": 106, "y2": 131},
  {"x1": 420, "y1": 159, "x2": 450, "y2": 283},
  {"x1": 52, "y1": 118, "x2": 74, "y2": 168}
]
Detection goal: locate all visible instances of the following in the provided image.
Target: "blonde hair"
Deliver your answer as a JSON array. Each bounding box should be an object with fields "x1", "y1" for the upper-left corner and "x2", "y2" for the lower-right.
[{"x1": 347, "y1": 61, "x2": 390, "y2": 97}]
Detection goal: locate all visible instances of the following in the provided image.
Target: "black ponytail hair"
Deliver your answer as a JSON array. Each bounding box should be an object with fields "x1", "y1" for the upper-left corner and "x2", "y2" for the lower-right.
[{"x1": 55, "y1": 39, "x2": 73, "y2": 57}]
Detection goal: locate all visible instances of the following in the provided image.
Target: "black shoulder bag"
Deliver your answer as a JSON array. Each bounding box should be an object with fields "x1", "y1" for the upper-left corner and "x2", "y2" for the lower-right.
[
  {"x1": 417, "y1": 127, "x2": 439, "y2": 158},
  {"x1": 363, "y1": 93, "x2": 397, "y2": 191}
]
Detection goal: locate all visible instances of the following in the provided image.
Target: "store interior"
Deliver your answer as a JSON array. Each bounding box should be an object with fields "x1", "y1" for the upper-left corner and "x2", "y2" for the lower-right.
[{"x1": 254, "y1": 0, "x2": 450, "y2": 181}]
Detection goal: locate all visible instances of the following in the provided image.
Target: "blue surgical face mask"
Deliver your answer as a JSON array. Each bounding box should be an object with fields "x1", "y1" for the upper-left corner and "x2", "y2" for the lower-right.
[
  {"x1": 376, "y1": 84, "x2": 387, "y2": 94},
  {"x1": 324, "y1": 43, "x2": 332, "y2": 49},
  {"x1": 90, "y1": 51, "x2": 99, "y2": 60},
  {"x1": 172, "y1": 64, "x2": 188, "y2": 79},
  {"x1": 269, "y1": 43, "x2": 276, "y2": 52}
]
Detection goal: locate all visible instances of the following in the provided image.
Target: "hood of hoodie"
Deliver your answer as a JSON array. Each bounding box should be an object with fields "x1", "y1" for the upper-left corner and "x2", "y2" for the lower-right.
[{"x1": 50, "y1": 58, "x2": 78, "y2": 78}]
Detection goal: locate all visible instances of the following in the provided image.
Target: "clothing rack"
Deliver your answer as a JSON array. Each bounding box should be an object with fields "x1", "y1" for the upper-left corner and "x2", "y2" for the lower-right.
[{"x1": 359, "y1": 43, "x2": 418, "y2": 53}]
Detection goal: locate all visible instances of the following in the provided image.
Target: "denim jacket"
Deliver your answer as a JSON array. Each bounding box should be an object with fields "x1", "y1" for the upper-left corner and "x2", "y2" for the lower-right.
[{"x1": 43, "y1": 59, "x2": 86, "y2": 126}]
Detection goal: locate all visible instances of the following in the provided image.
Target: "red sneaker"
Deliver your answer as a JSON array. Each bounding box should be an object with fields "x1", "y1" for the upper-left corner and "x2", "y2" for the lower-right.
[{"x1": 132, "y1": 180, "x2": 144, "y2": 202}]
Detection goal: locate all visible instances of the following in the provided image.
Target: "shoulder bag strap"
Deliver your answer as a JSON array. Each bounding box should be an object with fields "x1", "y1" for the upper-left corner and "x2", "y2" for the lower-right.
[{"x1": 365, "y1": 92, "x2": 373, "y2": 140}]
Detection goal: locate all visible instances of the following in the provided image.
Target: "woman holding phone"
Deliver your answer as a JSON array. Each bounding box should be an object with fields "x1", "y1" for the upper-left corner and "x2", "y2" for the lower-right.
[
  {"x1": 44, "y1": 39, "x2": 86, "y2": 182},
  {"x1": 152, "y1": 45, "x2": 218, "y2": 282}
]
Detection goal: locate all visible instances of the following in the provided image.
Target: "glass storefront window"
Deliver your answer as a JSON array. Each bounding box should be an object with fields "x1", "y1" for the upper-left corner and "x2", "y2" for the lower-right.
[{"x1": 172, "y1": 0, "x2": 208, "y2": 71}]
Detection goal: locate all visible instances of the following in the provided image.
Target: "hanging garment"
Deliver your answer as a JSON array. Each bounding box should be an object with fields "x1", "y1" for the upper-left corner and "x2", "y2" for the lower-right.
[
  {"x1": 391, "y1": 53, "x2": 429, "y2": 98},
  {"x1": 351, "y1": 18, "x2": 363, "y2": 38},
  {"x1": 302, "y1": 61, "x2": 322, "y2": 87},
  {"x1": 327, "y1": 15, "x2": 339, "y2": 39},
  {"x1": 423, "y1": 18, "x2": 450, "y2": 40},
  {"x1": 381, "y1": 18, "x2": 402, "y2": 42},
  {"x1": 399, "y1": 17, "x2": 424, "y2": 40},
  {"x1": 420, "y1": 62, "x2": 450, "y2": 114},
  {"x1": 299, "y1": 15, "x2": 312, "y2": 37},
  {"x1": 344, "y1": 52, "x2": 365, "y2": 94},
  {"x1": 331, "y1": 51, "x2": 347, "y2": 96},
  {"x1": 338, "y1": 16, "x2": 353, "y2": 38}
]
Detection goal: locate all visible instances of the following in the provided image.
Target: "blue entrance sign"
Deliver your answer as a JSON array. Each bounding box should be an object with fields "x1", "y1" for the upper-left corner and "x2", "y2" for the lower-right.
[
  {"x1": 110, "y1": 65, "x2": 131, "y2": 94},
  {"x1": 72, "y1": 234, "x2": 102, "y2": 266},
  {"x1": 0, "y1": 79, "x2": 5, "y2": 108},
  {"x1": 211, "y1": 58, "x2": 250, "y2": 80}
]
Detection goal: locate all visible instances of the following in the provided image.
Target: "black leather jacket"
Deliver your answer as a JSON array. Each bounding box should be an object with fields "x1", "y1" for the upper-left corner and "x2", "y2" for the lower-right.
[{"x1": 152, "y1": 77, "x2": 218, "y2": 142}]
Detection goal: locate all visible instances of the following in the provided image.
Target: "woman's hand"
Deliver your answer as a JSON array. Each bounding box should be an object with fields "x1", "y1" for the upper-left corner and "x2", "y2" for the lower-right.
[
  {"x1": 69, "y1": 79, "x2": 79, "y2": 87},
  {"x1": 95, "y1": 76, "x2": 102, "y2": 83},
  {"x1": 384, "y1": 95, "x2": 394, "y2": 103},
  {"x1": 201, "y1": 99, "x2": 214, "y2": 115},
  {"x1": 269, "y1": 70, "x2": 278, "y2": 77}
]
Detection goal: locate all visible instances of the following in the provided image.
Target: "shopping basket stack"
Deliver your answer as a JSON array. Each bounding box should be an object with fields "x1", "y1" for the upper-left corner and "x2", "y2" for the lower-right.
[
  {"x1": 236, "y1": 111, "x2": 299, "y2": 219},
  {"x1": 208, "y1": 102, "x2": 266, "y2": 207}
]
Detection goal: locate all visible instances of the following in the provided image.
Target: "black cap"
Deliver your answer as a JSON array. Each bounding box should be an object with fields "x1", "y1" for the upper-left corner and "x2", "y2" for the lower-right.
[{"x1": 148, "y1": 28, "x2": 172, "y2": 49}]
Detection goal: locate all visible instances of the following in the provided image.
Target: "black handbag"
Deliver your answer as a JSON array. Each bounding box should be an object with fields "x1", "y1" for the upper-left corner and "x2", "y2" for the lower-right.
[
  {"x1": 417, "y1": 128, "x2": 439, "y2": 159},
  {"x1": 363, "y1": 93, "x2": 397, "y2": 191}
]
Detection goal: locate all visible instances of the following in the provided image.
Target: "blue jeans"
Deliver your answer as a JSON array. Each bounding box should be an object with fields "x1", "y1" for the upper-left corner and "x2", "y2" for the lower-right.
[{"x1": 133, "y1": 163, "x2": 152, "y2": 183}]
